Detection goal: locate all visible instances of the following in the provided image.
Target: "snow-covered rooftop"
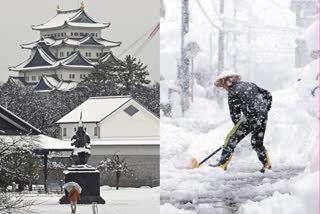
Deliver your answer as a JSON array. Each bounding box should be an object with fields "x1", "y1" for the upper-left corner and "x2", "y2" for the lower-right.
[
  {"x1": 91, "y1": 139, "x2": 160, "y2": 146},
  {"x1": 21, "y1": 36, "x2": 121, "y2": 49},
  {"x1": 0, "y1": 135, "x2": 72, "y2": 151},
  {"x1": 9, "y1": 48, "x2": 95, "y2": 71},
  {"x1": 57, "y1": 96, "x2": 133, "y2": 123},
  {"x1": 34, "y1": 74, "x2": 79, "y2": 92},
  {"x1": 32, "y1": 8, "x2": 110, "y2": 30}
]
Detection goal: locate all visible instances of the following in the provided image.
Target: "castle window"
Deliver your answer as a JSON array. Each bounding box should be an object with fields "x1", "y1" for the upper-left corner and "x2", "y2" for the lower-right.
[
  {"x1": 91, "y1": 33, "x2": 95, "y2": 36},
  {"x1": 58, "y1": 33, "x2": 60, "y2": 37},
  {"x1": 74, "y1": 32, "x2": 79, "y2": 36},
  {"x1": 96, "y1": 53, "x2": 99, "y2": 57},
  {"x1": 59, "y1": 52, "x2": 64, "y2": 57},
  {"x1": 80, "y1": 32, "x2": 84, "y2": 36},
  {"x1": 63, "y1": 128, "x2": 67, "y2": 136},
  {"x1": 25, "y1": 76, "x2": 29, "y2": 81},
  {"x1": 94, "y1": 127, "x2": 98, "y2": 136},
  {"x1": 71, "y1": 32, "x2": 74, "y2": 36},
  {"x1": 31, "y1": 76, "x2": 36, "y2": 81},
  {"x1": 96, "y1": 33, "x2": 98, "y2": 37},
  {"x1": 67, "y1": 52, "x2": 70, "y2": 56},
  {"x1": 69, "y1": 74, "x2": 75, "y2": 79}
]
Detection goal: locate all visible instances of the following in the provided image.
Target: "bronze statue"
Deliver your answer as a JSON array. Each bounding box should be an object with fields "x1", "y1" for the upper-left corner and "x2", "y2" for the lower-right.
[{"x1": 71, "y1": 126, "x2": 91, "y2": 165}]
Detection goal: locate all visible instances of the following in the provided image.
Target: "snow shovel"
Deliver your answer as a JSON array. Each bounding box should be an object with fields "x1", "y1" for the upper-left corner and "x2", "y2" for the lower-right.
[{"x1": 192, "y1": 146, "x2": 222, "y2": 168}]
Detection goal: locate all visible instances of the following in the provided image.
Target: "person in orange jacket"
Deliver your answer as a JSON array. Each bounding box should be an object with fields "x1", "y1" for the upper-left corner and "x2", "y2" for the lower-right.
[{"x1": 68, "y1": 185, "x2": 81, "y2": 214}]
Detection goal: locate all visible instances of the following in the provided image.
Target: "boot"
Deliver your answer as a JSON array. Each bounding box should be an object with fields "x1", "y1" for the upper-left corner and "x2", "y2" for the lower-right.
[
  {"x1": 258, "y1": 150, "x2": 271, "y2": 173},
  {"x1": 216, "y1": 148, "x2": 233, "y2": 170}
]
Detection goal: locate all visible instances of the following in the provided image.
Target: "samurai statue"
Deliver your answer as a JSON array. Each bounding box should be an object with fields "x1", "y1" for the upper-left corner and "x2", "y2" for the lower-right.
[{"x1": 71, "y1": 115, "x2": 91, "y2": 165}]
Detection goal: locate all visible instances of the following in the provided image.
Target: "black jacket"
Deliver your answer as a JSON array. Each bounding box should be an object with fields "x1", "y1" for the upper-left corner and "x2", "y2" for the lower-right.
[{"x1": 228, "y1": 80, "x2": 272, "y2": 124}]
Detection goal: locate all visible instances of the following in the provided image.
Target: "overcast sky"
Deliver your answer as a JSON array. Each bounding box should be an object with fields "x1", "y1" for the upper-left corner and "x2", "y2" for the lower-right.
[{"x1": 0, "y1": 0, "x2": 159, "y2": 83}]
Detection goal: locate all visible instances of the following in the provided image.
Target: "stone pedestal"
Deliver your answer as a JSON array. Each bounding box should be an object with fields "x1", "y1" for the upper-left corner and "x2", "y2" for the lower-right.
[{"x1": 59, "y1": 166, "x2": 105, "y2": 204}]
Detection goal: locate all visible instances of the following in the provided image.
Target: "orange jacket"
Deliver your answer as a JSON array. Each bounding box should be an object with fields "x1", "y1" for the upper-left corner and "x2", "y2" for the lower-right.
[{"x1": 68, "y1": 188, "x2": 80, "y2": 202}]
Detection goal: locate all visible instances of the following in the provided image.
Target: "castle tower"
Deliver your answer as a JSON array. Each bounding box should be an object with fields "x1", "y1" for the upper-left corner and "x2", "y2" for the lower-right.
[{"x1": 9, "y1": 5, "x2": 121, "y2": 87}]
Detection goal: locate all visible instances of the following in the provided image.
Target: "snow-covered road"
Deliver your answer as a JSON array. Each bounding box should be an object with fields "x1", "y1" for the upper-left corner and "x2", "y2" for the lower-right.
[{"x1": 161, "y1": 165, "x2": 303, "y2": 213}]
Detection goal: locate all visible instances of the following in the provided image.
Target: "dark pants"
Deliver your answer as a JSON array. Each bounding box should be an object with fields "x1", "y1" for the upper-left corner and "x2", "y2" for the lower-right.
[{"x1": 224, "y1": 116, "x2": 267, "y2": 155}]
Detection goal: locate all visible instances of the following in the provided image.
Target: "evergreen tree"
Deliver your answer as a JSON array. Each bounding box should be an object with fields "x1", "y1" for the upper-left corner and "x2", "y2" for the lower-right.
[
  {"x1": 83, "y1": 60, "x2": 123, "y2": 96},
  {"x1": 121, "y1": 55, "x2": 151, "y2": 94}
]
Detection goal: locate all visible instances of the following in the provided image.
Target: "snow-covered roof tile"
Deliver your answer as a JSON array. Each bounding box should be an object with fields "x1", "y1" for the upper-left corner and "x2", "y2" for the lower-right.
[
  {"x1": 0, "y1": 105, "x2": 41, "y2": 135},
  {"x1": 32, "y1": 9, "x2": 110, "y2": 30},
  {"x1": 91, "y1": 139, "x2": 160, "y2": 146},
  {"x1": 56, "y1": 96, "x2": 132, "y2": 123},
  {"x1": 0, "y1": 135, "x2": 73, "y2": 151}
]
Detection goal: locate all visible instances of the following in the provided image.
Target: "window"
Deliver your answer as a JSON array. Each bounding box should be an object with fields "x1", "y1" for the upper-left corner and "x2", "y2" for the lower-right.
[
  {"x1": 67, "y1": 52, "x2": 70, "y2": 56},
  {"x1": 60, "y1": 74, "x2": 63, "y2": 79},
  {"x1": 124, "y1": 105, "x2": 139, "y2": 116},
  {"x1": 80, "y1": 32, "x2": 84, "y2": 36},
  {"x1": 91, "y1": 33, "x2": 95, "y2": 36},
  {"x1": 38, "y1": 76, "x2": 41, "y2": 80},
  {"x1": 31, "y1": 76, "x2": 36, "y2": 81},
  {"x1": 59, "y1": 52, "x2": 64, "y2": 57},
  {"x1": 80, "y1": 74, "x2": 82, "y2": 79},
  {"x1": 69, "y1": 74, "x2": 75, "y2": 79},
  {"x1": 74, "y1": 128, "x2": 77, "y2": 132},
  {"x1": 63, "y1": 128, "x2": 67, "y2": 136},
  {"x1": 58, "y1": 33, "x2": 60, "y2": 37},
  {"x1": 71, "y1": 32, "x2": 74, "y2": 36},
  {"x1": 74, "y1": 32, "x2": 79, "y2": 36},
  {"x1": 94, "y1": 127, "x2": 98, "y2": 136},
  {"x1": 88, "y1": 52, "x2": 91, "y2": 57},
  {"x1": 25, "y1": 76, "x2": 29, "y2": 81},
  {"x1": 96, "y1": 53, "x2": 99, "y2": 57},
  {"x1": 96, "y1": 33, "x2": 98, "y2": 37}
]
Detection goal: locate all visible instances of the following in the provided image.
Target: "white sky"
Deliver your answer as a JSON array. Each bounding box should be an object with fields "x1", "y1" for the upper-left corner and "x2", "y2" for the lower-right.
[{"x1": 0, "y1": 0, "x2": 159, "y2": 83}]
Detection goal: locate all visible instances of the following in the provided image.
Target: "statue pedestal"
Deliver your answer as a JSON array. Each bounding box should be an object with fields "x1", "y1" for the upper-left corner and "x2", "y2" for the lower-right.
[{"x1": 59, "y1": 165, "x2": 105, "y2": 204}]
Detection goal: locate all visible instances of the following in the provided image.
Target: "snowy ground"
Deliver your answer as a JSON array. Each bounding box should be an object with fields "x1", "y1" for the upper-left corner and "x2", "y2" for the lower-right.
[
  {"x1": 26, "y1": 186, "x2": 159, "y2": 214},
  {"x1": 160, "y1": 58, "x2": 319, "y2": 213}
]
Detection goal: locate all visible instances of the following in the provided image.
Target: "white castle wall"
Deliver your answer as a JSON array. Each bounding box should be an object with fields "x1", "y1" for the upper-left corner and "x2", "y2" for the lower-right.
[{"x1": 40, "y1": 27, "x2": 102, "y2": 39}]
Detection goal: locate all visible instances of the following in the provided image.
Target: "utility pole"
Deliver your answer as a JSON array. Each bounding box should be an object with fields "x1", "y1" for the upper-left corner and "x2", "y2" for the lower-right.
[
  {"x1": 180, "y1": 0, "x2": 190, "y2": 115},
  {"x1": 209, "y1": 33, "x2": 213, "y2": 71},
  {"x1": 217, "y1": 0, "x2": 224, "y2": 74},
  {"x1": 232, "y1": 0, "x2": 238, "y2": 72}
]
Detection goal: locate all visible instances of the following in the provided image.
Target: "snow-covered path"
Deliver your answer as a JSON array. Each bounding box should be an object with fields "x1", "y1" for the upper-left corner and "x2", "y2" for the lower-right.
[
  {"x1": 27, "y1": 187, "x2": 160, "y2": 214},
  {"x1": 161, "y1": 165, "x2": 303, "y2": 213}
]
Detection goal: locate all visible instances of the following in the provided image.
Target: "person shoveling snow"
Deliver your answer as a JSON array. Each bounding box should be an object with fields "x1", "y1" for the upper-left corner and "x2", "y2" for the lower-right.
[{"x1": 193, "y1": 71, "x2": 272, "y2": 173}]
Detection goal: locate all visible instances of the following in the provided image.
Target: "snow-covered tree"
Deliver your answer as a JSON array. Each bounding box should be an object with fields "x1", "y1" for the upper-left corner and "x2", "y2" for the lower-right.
[
  {"x1": 0, "y1": 136, "x2": 39, "y2": 191},
  {"x1": 98, "y1": 154, "x2": 131, "y2": 190},
  {"x1": 0, "y1": 193, "x2": 36, "y2": 214}
]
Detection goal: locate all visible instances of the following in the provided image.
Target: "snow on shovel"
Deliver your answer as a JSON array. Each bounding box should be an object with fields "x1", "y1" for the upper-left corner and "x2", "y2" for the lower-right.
[
  {"x1": 192, "y1": 146, "x2": 222, "y2": 168},
  {"x1": 64, "y1": 181, "x2": 82, "y2": 193}
]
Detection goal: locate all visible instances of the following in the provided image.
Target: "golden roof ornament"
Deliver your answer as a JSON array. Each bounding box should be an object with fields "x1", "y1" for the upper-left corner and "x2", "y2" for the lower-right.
[
  {"x1": 80, "y1": 1, "x2": 85, "y2": 9},
  {"x1": 56, "y1": 4, "x2": 60, "y2": 12}
]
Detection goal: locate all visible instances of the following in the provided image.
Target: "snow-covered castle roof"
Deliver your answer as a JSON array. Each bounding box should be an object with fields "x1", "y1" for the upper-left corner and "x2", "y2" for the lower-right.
[
  {"x1": 21, "y1": 35, "x2": 121, "y2": 49},
  {"x1": 9, "y1": 47, "x2": 96, "y2": 71},
  {"x1": 32, "y1": 8, "x2": 110, "y2": 31}
]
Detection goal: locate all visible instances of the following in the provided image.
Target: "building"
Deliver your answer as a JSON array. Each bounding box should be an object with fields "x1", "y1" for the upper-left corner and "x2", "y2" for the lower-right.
[
  {"x1": 0, "y1": 104, "x2": 72, "y2": 192},
  {"x1": 9, "y1": 2, "x2": 121, "y2": 91},
  {"x1": 56, "y1": 96, "x2": 160, "y2": 187}
]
